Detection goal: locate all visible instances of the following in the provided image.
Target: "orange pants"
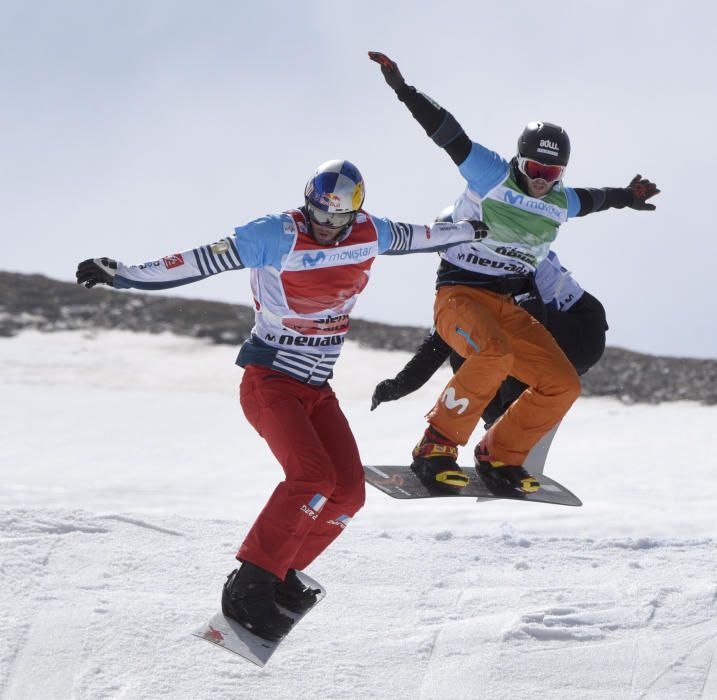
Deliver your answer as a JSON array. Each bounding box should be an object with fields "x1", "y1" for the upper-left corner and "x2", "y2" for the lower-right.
[{"x1": 427, "y1": 285, "x2": 580, "y2": 465}]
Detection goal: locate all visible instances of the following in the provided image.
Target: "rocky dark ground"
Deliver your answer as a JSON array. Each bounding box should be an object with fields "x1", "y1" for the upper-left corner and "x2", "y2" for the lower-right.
[{"x1": 2, "y1": 270, "x2": 716, "y2": 405}]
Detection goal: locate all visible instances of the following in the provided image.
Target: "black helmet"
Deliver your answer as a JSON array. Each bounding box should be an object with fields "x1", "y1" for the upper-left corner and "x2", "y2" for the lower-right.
[{"x1": 517, "y1": 121, "x2": 570, "y2": 166}]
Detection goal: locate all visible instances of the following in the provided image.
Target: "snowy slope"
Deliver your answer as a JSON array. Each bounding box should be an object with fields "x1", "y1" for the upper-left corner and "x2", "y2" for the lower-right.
[{"x1": 1, "y1": 331, "x2": 716, "y2": 699}]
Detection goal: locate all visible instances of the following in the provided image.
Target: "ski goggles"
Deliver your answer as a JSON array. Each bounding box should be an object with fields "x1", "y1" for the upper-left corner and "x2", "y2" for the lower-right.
[
  {"x1": 517, "y1": 157, "x2": 565, "y2": 183},
  {"x1": 307, "y1": 202, "x2": 356, "y2": 229}
]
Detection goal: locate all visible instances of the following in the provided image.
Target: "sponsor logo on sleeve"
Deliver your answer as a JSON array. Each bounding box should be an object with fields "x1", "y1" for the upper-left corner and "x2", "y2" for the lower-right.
[{"x1": 163, "y1": 253, "x2": 185, "y2": 269}]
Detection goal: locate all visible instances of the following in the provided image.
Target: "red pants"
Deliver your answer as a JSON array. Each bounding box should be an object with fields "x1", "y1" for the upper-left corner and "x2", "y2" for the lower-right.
[
  {"x1": 237, "y1": 365, "x2": 365, "y2": 579},
  {"x1": 429, "y1": 285, "x2": 581, "y2": 464}
]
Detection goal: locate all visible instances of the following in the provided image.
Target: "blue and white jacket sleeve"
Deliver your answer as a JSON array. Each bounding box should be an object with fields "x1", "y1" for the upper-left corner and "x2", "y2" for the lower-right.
[
  {"x1": 458, "y1": 142, "x2": 512, "y2": 197},
  {"x1": 112, "y1": 215, "x2": 291, "y2": 290},
  {"x1": 373, "y1": 217, "x2": 478, "y2": 255}
]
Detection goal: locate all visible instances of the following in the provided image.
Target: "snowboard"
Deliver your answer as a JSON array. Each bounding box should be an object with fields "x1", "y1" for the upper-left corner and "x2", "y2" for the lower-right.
[
  {"x1": 192, "y1": 571, "x2": 326, "y2": 667},
  {"x1": 364, "y1": 464, "x2": 581, "y2": 507}
]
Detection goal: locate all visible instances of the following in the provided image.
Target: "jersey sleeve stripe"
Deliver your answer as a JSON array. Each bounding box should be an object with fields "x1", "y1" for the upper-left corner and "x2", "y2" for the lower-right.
[
  {"x1": 193, "y1": 249, "x2": 207, "y2": 276},
  {"x1": 205, "y1": 246, "x2": 222, "y2": 273},
  {"x1": 225, "y1": 240, "x2": 243, "y2": 268},
  {"x1": 215, "y1": 250, "x2": 230, "y2": 271},
  {"x1": 199, "y1": 247, "x2": 218, "y2": 275},
  {"x1": 388, "y1": 221, "x2": 413, "y2": 252}
]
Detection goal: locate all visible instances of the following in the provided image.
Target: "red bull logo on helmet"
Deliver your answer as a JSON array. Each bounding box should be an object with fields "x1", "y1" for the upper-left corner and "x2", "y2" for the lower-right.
[{"x1": 319, "y1": 192, "x2": 342, "y2": 209}]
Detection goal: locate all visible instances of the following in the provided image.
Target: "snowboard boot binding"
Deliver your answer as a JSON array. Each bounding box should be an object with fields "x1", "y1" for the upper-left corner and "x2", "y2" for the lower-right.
[
  {"x1": 474, "y1": 441, "x2": 540, "y2": 495},
  {"x1": 410, "y1": 426, "x2": 469, "y2": 494},
  {"x1": 274, "y1": 569, "x2": 320, "y2": 614},
  {"x1": 222, "y1": 562, "x2": 294, "y2": 641}
]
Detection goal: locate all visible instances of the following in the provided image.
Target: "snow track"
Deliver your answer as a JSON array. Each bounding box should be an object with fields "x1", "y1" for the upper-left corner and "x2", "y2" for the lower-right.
[
  {"x1": 1, "y1": 511, "x2": 716, "y2": 699},
  {"x1": 2, "y1": 331, "x2": 717, "y2": 698}
]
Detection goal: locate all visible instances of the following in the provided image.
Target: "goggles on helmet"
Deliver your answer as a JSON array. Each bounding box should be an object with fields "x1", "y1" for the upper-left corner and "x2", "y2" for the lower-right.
[
  {"x1": 517, "y1": 157, "x2": 565, "y2": 183},
  {"x1": 306, "y1": 202, "x2": 356, "y2": 229}
]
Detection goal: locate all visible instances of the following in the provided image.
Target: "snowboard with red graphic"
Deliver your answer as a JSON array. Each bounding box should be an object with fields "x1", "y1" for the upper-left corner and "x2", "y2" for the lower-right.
[{"x1": 192, "y1": 571, "x2": 325, "y2": 667}]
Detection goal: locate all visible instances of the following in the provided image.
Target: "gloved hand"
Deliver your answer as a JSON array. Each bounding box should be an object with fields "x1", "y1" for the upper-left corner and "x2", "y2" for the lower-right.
[
  {"x1": 368, "y1": 51, "x2": 406, "y2": 92},
  {"x1": 458, "y1": 219, "x2": 490, "y2": 241},
  {"x1": 371, "y1": 378, "x2": 406, "y2": 411},
  {"x1": 627, "y1": 174, "x2": 659, "y2": 210},
  {"x1": 76, "y1": 258, "x2": 118, "y2": 288}
]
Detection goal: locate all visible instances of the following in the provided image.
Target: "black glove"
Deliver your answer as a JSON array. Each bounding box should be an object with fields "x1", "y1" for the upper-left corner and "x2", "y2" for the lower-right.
[
  {"x1": 627, "y1": 174, "x2": 659, "y2": 211},
  {"x1": 76, "y1": 258, "x2": 118, "y2": 288},
  {"x1": 371, "y1": 378, "x2": 407, "y2": 411},
  {"x1": 368, "y1": 51, "x2": 406, "y2": 92},
  {"x1": 457, "y1": 219, "x2": 490, "y2": 241}
]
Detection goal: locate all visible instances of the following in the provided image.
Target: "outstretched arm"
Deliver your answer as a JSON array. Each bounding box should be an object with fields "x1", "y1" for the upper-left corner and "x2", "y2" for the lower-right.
[
  {"x1": 371, "y1": 331, "x2": 452, "y2": 410},
  {"x1": 76, "y1": 238, "x2": 244, "y2": 290},
  {"x1": 374, "y1": 217, "x2": 489, "y2": 255},
  {"x1": 368, "y1": 51, "x2": 472, "y2": 166},
  {"x1": 572, "y1": 175, "x2": 660, "y2": 216},
  {"x1": 76, "y1": 214, "x2": 291, "y2": 290}
]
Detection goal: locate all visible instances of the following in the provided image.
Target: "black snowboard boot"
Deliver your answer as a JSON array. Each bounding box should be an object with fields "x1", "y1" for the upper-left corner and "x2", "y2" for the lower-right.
[
  {"x1": 274, "y1": 569, "x2": 320, "y2": 614},
  {"x1": 222, "y1": 562, "x2": 294, "y2": 641},
  {"x1": 410, "y1": 426, "x2": 468, "y2": 494},
  {"x1": 474, "y1": 440, "x2": 540, "y2": 494}
]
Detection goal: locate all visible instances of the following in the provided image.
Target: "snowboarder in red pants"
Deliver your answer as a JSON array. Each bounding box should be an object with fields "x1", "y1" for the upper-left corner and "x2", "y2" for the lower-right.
[{"x1": 76, "y1": 159, "x2": 489, "y2": 640}]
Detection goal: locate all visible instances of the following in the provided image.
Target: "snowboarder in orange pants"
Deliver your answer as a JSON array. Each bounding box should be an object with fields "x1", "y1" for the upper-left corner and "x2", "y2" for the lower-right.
[{"x1": 369, "y1": 50, "x2": 659, "y2": 494}]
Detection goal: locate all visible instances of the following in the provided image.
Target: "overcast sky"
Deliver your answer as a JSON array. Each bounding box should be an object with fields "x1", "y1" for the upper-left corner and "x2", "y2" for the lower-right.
[{"x1": 2, "y1": 1, "x2": 715, "y2": 358}]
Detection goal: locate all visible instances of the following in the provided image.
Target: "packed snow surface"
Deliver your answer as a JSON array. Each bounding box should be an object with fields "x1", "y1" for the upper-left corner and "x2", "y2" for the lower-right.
[{"x1": 2, "y1": 331, "x2": 716, "y2": 699}]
